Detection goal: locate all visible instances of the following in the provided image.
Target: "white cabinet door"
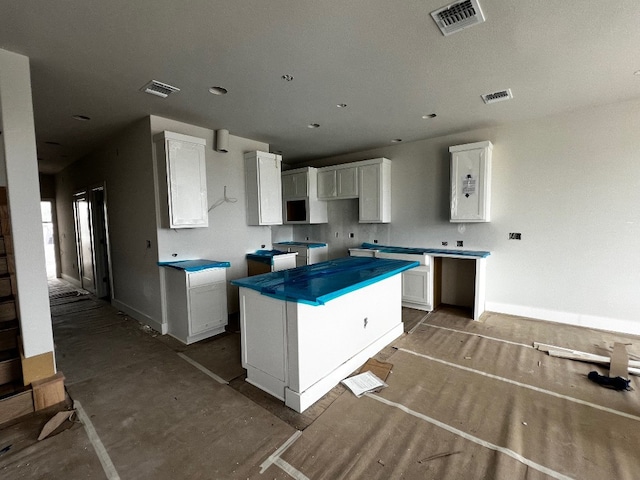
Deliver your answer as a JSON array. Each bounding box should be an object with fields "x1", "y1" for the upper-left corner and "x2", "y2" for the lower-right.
[
  {"x1": 402, "y1": 267, "x2": 431, "y2": 308},
  {"x1": 282, "y1": 171, "x2": 308, "y2": 198},
  {"x1": 336, "y1": 167, "x2": 358, "y2": 198},
  {"x1": 317, "y1": 166, "x2": 358, "y2": 199},
  {"x1": 244, "y1": 151, "x2": 283, "y2": 225},
  {"x1": 450, "y1": 141, "x2": 492, "y2": 222},
  {"x1": 189, "y1": 281, "x2": 227, "y2": 335},
  {"x1": 317, "y1": 168, "x2": 336, "y2": 199},
  {"x1": 155, "y1": 131, "x2": 208, "y2": 229},
  {"x1": 358, "y1": 160, "x2": 390, "y2": 223}
]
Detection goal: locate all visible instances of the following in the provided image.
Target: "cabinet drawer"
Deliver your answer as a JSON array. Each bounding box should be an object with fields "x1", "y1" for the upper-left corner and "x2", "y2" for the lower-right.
[{"x1": 188, "y1": 268, "x2": 226, "y2": 288}]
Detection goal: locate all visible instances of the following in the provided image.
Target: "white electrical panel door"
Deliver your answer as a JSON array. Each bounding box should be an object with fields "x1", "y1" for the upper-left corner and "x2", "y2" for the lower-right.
[{"x1": 450, "y1": 141, "x2": 492, "y2": 222}]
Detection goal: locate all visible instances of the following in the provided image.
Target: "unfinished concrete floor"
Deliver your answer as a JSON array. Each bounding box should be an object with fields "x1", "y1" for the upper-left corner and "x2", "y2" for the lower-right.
[{"x1": 1, "y1": 280, "x2": 639, "y2": 479}]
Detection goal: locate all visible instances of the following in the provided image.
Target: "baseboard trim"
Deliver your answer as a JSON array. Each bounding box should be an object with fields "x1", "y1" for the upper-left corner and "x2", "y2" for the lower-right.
[
  {"x1": 485, "y1": 302, "x2": 640, "y2": 337},
  {"x1": 111, "y1": 299, "x2": 167, "y2": 335},
  {"x1": 60, "y1": 274, "x2": 82, "y2": 289}
]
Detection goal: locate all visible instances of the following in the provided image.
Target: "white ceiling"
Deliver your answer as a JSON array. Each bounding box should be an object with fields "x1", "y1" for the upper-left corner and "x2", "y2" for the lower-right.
[{"x1": 2, "y1": 1, "x2": 640, "y2": 174}]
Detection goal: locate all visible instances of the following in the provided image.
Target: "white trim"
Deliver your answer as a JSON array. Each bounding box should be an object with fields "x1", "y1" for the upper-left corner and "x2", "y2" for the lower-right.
[
  {"x1": 485, "y1": 302, "x2": 640, "y2": 337},
  {"x1": 74, "y1": 400, "x2": 120, "y2": 480},
  {"x1": 259, "y1": 430, "x2": 305, "y2": 476},
  {"x1": 111, "y1": 299, "x2": 167, "y2": 335},
  {"x1": 368, "y1": 394, "x2": 574, "y2": 480},
  {"x1": 176, "y1": 352, "x2": 228, "y2": 384},
  {"x1": 61, "y1": 273, "x2": 82, "y2": 289}
]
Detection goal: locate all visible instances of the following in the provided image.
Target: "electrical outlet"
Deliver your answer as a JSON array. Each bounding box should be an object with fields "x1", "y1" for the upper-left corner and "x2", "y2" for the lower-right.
[
  {"x1": 457, "y1": 240, "x2": 463, "y2": 247},
  {"x1": 373, "y1": 239, "x2": 378, "y2": 244},
  {"x1": 306, "y1": 237, "x2": 309, "y2": 240},
  {"x1": 261, "y1": 244, "x2": 266, "y2": 248},
  {"x1": 509, "y1": 233, "x2": 522, "y2": 240},
  {"x1": 442, "y1": 241, "x2": 448, "y2": 246},
  {"x1": 349, "y1": 233, "x2": 354, "y2": 238}
]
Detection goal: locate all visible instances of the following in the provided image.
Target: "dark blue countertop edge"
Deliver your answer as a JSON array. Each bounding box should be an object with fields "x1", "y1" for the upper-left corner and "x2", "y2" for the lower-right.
[
  {"x1": 158, "y1": 259, "x2": 231, "y2": 271},
  {"x1": 232, "y1": 257, "x2": 418, "y2": 306},
  {"x1": 360, "y1": 242, "x2": 491, "y2": 258}
]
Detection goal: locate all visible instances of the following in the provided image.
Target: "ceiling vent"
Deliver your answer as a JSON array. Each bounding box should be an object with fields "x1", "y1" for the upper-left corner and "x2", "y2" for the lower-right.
[
  {"x1": 140, "y1": 80, "x2": 180, "y2": 98},
  {"x1": 431, "y1": 0, "x2": 486, "y2": 36},
  {"x1": 481, "y1": 89, "x2": 513, "y2": 104}
]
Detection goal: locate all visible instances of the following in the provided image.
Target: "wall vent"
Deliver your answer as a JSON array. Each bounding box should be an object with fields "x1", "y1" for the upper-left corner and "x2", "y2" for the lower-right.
[
  {"x1": 431, "y1": 0, "x2": 486, "y2": 36},
  {"x1": 140, "y1": 80, "x2": 180, "y2": 98},
  {"x1": 481, "y1": 89, "x2": 513, "y2": 104}
]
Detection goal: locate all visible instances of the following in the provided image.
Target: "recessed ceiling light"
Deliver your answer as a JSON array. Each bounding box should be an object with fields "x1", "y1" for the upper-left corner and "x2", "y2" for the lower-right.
[
  {"x1": 282, "y1": 74, "x2": 294, "y2": 82},
  {"x1": 72, "y1": 115, "x2": 91, "y2": 121},
  {"x1": 209, "y1": 86, "x2": 228, "y2": 95},
  {"x1": 422, "y1": 113, "x2": 437, "y2": 119},
  {"x1": 634, "y1": 70, "x2": 640, "y2": 76},
  {"x1": 391, "y1": 139, "x2": 403, "y2": 143},
  {"x1": 337, "y1": 103, "x2": 347, "y2": 108},
  {"x1": 308, "y1": 123, "x2": 320, "y2": 128}
]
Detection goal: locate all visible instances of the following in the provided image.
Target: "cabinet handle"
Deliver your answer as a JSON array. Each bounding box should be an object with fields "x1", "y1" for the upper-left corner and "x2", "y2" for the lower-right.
[{"x1": 364, "y1": 317, "x2": 368, "y2": 329}]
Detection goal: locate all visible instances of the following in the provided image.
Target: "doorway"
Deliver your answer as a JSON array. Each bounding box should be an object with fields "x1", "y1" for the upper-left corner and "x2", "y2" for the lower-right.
[
  {"x1": 40, "y1": 200, "x2": 58, "y2": 278},
  {"x1": 73, "y1": 186, "x2": 112, "y2": 299}
]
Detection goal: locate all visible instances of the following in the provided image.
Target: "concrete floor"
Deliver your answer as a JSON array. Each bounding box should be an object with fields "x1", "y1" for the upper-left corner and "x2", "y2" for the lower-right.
[{"x1": 1, "y1": 280, "x2": 639, "y2": 479}]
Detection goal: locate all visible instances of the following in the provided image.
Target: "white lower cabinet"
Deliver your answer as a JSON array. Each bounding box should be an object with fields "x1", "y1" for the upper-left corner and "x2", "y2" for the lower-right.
[
  {"x1": 164, "y1": 267, "x2": 228, "y2": 344},
  {"x1": 401, "y1": 266, "x2": 432, "y2": 311},
  {"x1": 369, "y1": 251, "x2": 433, "y2": 311}
]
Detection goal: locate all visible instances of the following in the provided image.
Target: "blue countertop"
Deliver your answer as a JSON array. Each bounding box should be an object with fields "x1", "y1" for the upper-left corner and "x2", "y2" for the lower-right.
[
  {"x1": 158, "y1": 259, "x2": 231, "y2": 271},
  {"x1": 360, "y1": 243, "x2": 491, "y2": 258},
  {"x1": 274, "y1": 241, "x2": 328, "y2": 249},
  {"x1": 232, "y1": 256, "x2": 418, "y2": 306},
  {"x1": 246, "y1": 250, "x2": 294, "y2": 265}
]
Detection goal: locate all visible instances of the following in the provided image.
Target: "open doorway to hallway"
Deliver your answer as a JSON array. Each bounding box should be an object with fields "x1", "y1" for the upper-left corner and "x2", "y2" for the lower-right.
[
  {"x1": 40, "y1": 200, "x2": 57, "y2": 278},
  {"x1": 73, "y1": 185, "x2": 112, "y2": 300}
]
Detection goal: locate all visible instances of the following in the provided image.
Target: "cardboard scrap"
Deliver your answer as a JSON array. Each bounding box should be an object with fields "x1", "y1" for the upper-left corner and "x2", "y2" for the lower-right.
[
  {"x1": 38, "y1": 410, "x2": 75, "y2": 441},
  {"x1": 610, "y1": 342, "x2": 629, "y2": 379},
  {"x1": 358, "y1": 358, "x2": 393, "y2": 382}
]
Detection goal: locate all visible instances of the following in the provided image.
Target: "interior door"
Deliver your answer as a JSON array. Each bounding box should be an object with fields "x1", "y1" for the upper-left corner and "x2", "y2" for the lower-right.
[
  {"x1": 73, "y1": 192, "x2": 95, "y2": 293},
  {"x1": 91, "y1": 187, "x2": 111, "y2": 299}
]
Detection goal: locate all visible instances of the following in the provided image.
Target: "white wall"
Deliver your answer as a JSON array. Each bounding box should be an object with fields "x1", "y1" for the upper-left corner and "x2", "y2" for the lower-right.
[
  {"x1": 0, "y1": 49, "x2": 54, "y2": 358},
  {"x1": 56, "y1": 118, "x2": 163, "y2": 327},
  {"x1": 291, "y1": 97, "x2": 640, "y2": 335}
]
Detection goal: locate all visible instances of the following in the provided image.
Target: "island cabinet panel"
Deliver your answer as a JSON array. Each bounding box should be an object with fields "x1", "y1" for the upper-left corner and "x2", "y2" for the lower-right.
[
  {"x1": 237, "y1": 273, "x2": 404, "y2": 412},
  {"x1": 240, "y1": 289, "x2": 288, "y2": 399}
]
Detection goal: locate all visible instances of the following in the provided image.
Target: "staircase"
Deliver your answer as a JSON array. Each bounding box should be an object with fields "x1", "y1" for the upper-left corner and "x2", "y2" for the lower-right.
[{"x1": 0, "y1": 187, "x2": 34, "y2": 423}]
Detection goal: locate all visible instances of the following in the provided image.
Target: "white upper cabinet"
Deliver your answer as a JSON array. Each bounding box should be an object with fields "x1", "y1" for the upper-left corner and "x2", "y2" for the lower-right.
[
  {"x1": 358, "y1": 158, "x2": 391, "y2": 223},
  {"x1": 449, "y1": 141, "x2": 492, "y2": 223},
  {"x1": 317, "y1": 166, "x2": 358, "y2": 200},
  {"x1": 244, "y1": 151, "x2": 283, "y2": 225},
  {"x1": 282, "y1": 169, "x2": 308, "y2": 199},
  {"x1": 154, "y1": 131, "x2": 208, "y2": 229}
]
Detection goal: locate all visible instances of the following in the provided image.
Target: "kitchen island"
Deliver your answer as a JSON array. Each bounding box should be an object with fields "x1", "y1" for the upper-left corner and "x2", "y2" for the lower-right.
[{"x1": 231, "y1": 256, "x2": 418, "y2": 412}]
